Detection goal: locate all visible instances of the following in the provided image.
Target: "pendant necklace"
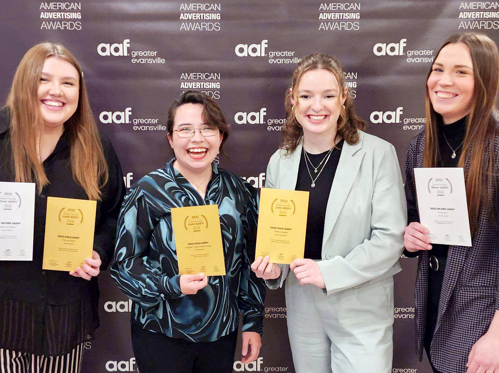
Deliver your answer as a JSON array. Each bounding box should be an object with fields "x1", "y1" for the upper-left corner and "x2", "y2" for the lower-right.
[
  {"x1": 441, "y1": 132, "x2": 464, "y2": 159},
  {"x1": 304, "y1": 148, "x2": 334, "y2": 188},
  {"x1": 304, "y1": 147, "x2": 333, "y2": 173}
]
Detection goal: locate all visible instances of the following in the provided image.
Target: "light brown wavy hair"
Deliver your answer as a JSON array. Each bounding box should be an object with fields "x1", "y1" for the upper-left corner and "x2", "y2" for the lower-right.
[
  {"x1": 281, "y1": 53, "x2": 366, "y2": 154},
  {"x1": 423, "y1": 33, "x2": 499, "y2": 234},
  {"x1": 6, "y1": 42, "x2": 108, "y2": 200}
]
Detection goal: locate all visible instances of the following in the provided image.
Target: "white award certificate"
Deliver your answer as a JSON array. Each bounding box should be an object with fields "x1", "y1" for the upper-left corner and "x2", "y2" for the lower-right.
[
  {"x1": 0, "y1": 182, "x2": 36, "y2": 260},
  {"x1": 414, "y1": 168, "x2": 471, "y2": 247}
]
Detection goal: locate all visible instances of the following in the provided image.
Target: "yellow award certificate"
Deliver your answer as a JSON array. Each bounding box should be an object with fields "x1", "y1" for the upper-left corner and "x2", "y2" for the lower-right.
[
  {"x1": 255, "y1": 188, "x2": 309, "y2": 264},
  {"x1": 42, "y1": 197, "x2": 97, "y2": 271},
  {"x1": 171, "y1": 205, "x2": 226, "y2": 276}
]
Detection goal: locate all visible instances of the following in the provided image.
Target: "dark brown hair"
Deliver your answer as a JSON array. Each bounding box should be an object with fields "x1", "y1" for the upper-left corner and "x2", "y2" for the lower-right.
[
  {"x1": 281, "y1": 53, "x2": 365, "y2": 154},
  {"x1": 167, "y1": 90, "x2": 229, "y2": 151},
  {"x1": 423, "y1": 33, "x2": 499, "y2": 234}
]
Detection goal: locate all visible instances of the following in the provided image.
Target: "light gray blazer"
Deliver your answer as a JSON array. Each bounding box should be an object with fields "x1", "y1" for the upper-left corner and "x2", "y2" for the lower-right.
[{"x1": 266, "y1": 130, "x2": 407, "y2": 295}]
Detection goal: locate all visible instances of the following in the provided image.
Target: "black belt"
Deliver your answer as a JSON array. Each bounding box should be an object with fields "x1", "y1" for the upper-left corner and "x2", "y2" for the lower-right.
[{"x1": 429, "y1": 255, "x2": 447, "y2": 272}]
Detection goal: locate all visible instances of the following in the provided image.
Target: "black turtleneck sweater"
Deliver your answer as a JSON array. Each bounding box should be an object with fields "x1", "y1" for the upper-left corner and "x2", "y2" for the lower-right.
[
  {"x1": 425, "y1": 115, "x2": 467, "y2": 352},
  {"x1": 432, "y1": 116, "x2": 467, "y2": 258}
]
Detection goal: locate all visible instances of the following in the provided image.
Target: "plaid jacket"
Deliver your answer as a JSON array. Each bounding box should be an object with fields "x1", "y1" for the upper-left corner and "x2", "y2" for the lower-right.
[{"x1": 405, "y1": 131, "x2": 499, "y2": 373}]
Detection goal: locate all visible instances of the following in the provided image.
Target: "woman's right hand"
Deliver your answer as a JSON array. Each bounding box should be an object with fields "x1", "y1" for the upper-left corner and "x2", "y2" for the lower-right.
[
  {"x1": 404, "y1": 222, "x2": 432, "y2": 252},
  {"x1": 251, "y1": 256, "x2": 281, "y2": 280},
  {"x1": 180, "y1": 273, "x2": 208, "y2": 295}
]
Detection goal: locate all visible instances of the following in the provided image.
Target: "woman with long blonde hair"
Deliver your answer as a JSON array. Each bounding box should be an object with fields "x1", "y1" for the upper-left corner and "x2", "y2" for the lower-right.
[
  {"x1": 404, "y1": 33, "x2": 499, "y2": 373},
  {"x1": 0, "y1": 42, "x2": 125, "y2": 372}
]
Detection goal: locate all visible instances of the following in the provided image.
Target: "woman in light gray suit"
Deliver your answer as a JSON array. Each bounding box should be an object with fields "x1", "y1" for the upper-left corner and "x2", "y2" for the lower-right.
[{"x1": 252, "y1": 53, "x2": 406, "y2": 373}]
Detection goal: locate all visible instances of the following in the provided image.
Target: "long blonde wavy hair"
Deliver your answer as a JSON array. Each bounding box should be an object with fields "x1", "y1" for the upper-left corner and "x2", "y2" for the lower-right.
[{"x1": 6, "y1": 42, "x2": 108, "y2": 200}]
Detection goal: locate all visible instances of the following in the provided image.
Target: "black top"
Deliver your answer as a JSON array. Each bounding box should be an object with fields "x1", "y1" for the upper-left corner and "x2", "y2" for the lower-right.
[
  {"x1": 432, "y1": 116, "x2": 467, "y2": 258},
  {"x1": 437, "y1": 116, "x2": 466, "y2": 168},
  {"x1": 0, "y1": 108, "x2": 125, "y2": 355},
  {"x1": 295, "y1": 141, "x2": 343, "y2": 259}
]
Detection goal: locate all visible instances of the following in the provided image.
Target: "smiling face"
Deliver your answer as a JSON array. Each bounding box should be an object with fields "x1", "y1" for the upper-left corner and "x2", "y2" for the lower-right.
[
  {"x1": 167, "y1": 103, "x2": 223, "y2": 177},
  {"x1": 292, "y1": 68, "x2": 346, "y2": 141},
  {"x1": 37, "y1": 57, "x2": 80, "y2": 130},
  {"x1": 427, "y1": 42, "x2": 475, "y2": 124}
]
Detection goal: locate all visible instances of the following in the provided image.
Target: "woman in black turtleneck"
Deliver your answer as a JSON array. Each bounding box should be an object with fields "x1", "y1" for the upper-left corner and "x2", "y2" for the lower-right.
[{"x1": 404, "y1": 33, "x2": 499, "y2": 373}]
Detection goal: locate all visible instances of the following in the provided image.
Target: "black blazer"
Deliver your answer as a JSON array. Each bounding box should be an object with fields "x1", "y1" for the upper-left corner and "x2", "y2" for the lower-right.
[{"x1": 405, "y1": 130, "x2": 499, "y2": 373}]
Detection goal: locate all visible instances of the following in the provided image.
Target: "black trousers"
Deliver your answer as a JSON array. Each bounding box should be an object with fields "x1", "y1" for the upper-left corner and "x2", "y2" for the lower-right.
[
  {"x1": 425, "y1": 256, "x2": 447, "y2": 373},
  {"x1": 131, "y1": 322, "x2": 238, "y2": 373}
]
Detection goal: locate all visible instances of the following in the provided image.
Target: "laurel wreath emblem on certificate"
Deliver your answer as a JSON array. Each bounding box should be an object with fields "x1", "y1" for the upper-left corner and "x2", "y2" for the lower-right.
[
  {"x1": 271, "y1": 198, "x2": 296, "y2": 217},
  {"x1": 0, "y1": 191, "x2": 22, "y2": 211},
  {"x1": 58, "y1": 208, "x2": 84, "y2": 226},
  {"x1": 184, "y1": 214, "x2": 209, "y2": 232},
  {"x1": 427, "y1": 178, "x2": 453, "y2": 197}
]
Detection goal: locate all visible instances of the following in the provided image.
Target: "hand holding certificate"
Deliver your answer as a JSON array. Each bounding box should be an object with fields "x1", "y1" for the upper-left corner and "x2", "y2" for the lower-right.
[
  {"x1": 0, "y1": 182, "x2": 35, "y2": 261},
  {"x1": 171, "y1": 204, "x2": 226, "y2": 276},
  {"x1": 414, "y1": 168, "x2": 472, "y2": 246},
  {"x1": 43, "y1": 197, "x2": 97, "y2": 271},
  {"x1": 255, "y1": 188, "x2": 309, "y2": 264}
]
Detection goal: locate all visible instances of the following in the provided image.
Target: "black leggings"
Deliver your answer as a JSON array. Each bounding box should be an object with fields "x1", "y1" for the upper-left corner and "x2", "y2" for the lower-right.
[
  {"x1": 425, "y1": 256, "x2": 447, "y2": 373},
  {"x1": 131, "y1": 322, "x2": 238, "y2": 373}
]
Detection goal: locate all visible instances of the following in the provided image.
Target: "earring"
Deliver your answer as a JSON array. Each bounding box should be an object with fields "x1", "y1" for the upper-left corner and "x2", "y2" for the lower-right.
[{"x1": 338, "y1": 104, "x2": 347, "y2": 124}]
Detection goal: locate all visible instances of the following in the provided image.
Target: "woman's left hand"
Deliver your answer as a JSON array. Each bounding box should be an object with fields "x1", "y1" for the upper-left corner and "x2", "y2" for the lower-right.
[
  {"x1": 290, "y1": 259, "x2": 325, "y2": 289},
  {"x1": 466, "y1": 313, "x2": 499, "y2": 373},
  {"x1": 241, "y1": 331, "x2": 262, "y2": 364},
  {"x1": 69, "y1": 250, "x2": 101, "y2": 281}
]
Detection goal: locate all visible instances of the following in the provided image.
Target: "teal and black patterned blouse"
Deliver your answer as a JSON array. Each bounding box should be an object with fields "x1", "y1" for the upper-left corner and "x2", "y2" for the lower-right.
[{"x1": 111, "y1": 160, "x2": 265, "y2": 342}]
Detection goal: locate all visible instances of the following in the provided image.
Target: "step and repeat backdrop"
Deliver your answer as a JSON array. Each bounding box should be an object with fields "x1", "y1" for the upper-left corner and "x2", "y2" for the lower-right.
[{"x1": 1, "y1": 0, "x2": 498, "y2": 372}]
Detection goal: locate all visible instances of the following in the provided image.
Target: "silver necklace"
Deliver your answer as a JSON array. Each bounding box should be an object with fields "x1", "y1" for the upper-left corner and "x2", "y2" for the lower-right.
[
  {"x1": 441, "y1": 132, "x2": 464, "y2": 159},
  {"x1": 304, "y1": 148, "x2": 334, "y2": 173},
  {"x1": 304, "y1": 149, "x2": 334, "y2": 188}
]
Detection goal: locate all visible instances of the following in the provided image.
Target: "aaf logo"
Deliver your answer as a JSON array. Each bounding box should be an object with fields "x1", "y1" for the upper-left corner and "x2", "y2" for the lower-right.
[
  {"x1": 233, "y1": 357, "x2": 263, "y2": 372},
  {"x1": 370, "y1": 107, "x2": 404, "y2": 124},
  {"x1": 104, "y1": 299, "x2": 133, "y2": 313},
  {"x1": 242, "y1": 173, "x2": 266, "y2": 189},
  {"x1": 235, "y1": 40, "x2": 268, "y2": 57},
  {"x1": 105, "y1": 358, "x2": 136, "y2": 372},
  {"x1": 98, "y1": 39, "x2": 130, "y2": 57},
  {"x1": 234, "y1": 108, "x2": 267, "y2": 124},
  {"x1": 100, "y1": 108, "x2": 132, "y2": 124},
  {"x1": 373, "y1": 39, "x2": 407, "y2": 56}
]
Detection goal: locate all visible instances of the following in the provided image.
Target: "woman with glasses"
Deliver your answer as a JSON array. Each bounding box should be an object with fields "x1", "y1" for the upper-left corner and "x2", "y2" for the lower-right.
[{"x1": 111, "y1": 90, "x2": 265, "y2": 373}]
